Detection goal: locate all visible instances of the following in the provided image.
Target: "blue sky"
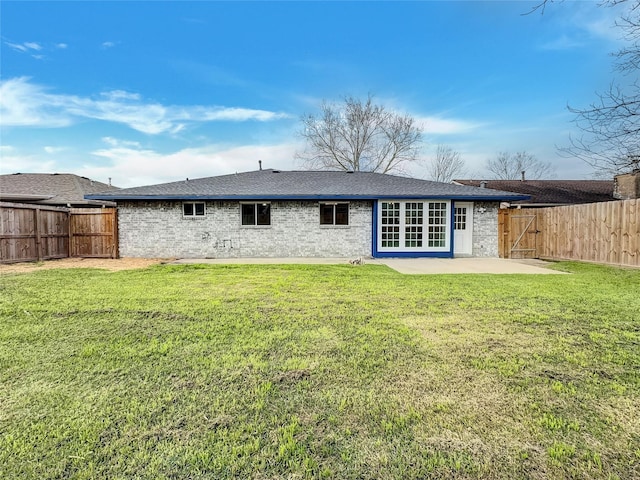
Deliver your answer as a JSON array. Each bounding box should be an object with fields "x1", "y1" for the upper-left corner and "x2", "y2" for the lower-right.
[{"x1": 0, "y1": 1, "x2": 626, "y2": 187}]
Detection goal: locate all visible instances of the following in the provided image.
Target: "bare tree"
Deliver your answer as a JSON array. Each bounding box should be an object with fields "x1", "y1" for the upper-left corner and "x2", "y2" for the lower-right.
[
  {"x1": 424, "y1": 145, "x2": 466, "y2": 182},
  {"x1": 533, "y1": 0, "x2": 640, "y2": 176},
  {"x1": 485, "y1": 151, "x2": 555, "y2": 180},
  {"x1": 561, "y1": 86, "x2": 640, "y2": 177},
  {"x1": 297, "y1": 95, "x2": 423, "y2": 174}
]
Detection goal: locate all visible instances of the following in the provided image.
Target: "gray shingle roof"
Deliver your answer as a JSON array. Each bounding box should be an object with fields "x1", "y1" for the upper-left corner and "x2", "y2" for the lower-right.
[
  {"x1": 453, "y1": 179, "x2": 614, "y2": 205},
  {"x1": 87, "y1": 169, "x2": 529, "y2": 201},
  {"x1": 0, "y1": 173, "x2": 120, "y2": 206}
]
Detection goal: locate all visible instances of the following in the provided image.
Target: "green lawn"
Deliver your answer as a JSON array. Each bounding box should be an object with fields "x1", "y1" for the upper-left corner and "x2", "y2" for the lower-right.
[{"x1": 1, "y1": 262, "x2": 639, "y2": 479}]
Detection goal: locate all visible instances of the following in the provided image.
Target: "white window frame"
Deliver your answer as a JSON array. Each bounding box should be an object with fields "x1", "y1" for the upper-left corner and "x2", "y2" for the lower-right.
[
  {"x1": 377, "y1": 200, "x2": 451, "y2": 253},
  {"x1": 240, "y1": 202, "x2": 271, "y2": 227},
  {"x1": 183, "y1": 201, "x2": 206, "y2": 218},
  {"x1": 319, "y1": 202, "x2": 350, "y2": 227}
]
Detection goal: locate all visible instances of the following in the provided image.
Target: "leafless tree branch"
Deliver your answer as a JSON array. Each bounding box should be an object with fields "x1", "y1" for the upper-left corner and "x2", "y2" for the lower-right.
[
  {"x1": 424, "y1": 145, "x2": 466, "y2": 183},
  {"x1": 296, "y1": 95, "x2": 423, "y2": 174},
  {"x1": 485, "y1": 151, "x2": 555, "y2": 180},
  {"x1": 533, "y1": 0, "x2": 640, "y2": 175}
]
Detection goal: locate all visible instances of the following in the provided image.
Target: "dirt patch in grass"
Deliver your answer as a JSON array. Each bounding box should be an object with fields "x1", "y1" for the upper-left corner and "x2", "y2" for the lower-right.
[{"x1": 0, "y1": 257, "x2": 168, "y2": 273}]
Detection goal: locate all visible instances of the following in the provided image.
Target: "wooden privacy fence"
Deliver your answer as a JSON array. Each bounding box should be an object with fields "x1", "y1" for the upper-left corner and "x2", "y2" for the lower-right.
[
  {"x1": 499, "y1": 199, "x2": 639, "y2": 267},
  {"x1": 70, "y1": 208, "x2": 118, "y2": 258},
  {"x1": 0, "y1": 202, "x2": 118, "y2": 263}
]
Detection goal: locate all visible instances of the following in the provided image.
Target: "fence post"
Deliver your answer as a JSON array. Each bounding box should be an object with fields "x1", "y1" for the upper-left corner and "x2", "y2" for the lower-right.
[
  {"x1": 68, "y1": 210, "x2": 73, "y2": 258},
  {"x1": 112, "y1": 209, "x2": 119, "y2": 259},
  {"x1": 34, "y1": 207, "x2": 42, "y2": 262}
]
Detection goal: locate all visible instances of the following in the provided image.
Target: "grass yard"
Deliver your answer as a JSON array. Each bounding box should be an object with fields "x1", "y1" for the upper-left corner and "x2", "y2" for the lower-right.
[{"x1": 1, "y1": 262, "x2": 639, "y2": 479}]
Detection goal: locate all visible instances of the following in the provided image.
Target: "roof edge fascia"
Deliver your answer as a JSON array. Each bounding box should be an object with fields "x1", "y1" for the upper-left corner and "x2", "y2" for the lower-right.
[{"x1": 86, "y1": 194, "x2": 531, "y2": 202}]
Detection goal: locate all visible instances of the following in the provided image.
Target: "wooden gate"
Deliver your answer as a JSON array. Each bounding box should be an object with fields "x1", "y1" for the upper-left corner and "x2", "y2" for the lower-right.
[
  {"x1": 498, "y1": 209, "x2": 540, "y2": 259},
  {"x1": 0, "y1": 203, "x2": 70, "y2": 263},
  {"x1": 1, "y1": 203, "x2": 118, "y2": 263},
  {"x1": 70, "y1": 208, "x2": 118, "y2": 258}
]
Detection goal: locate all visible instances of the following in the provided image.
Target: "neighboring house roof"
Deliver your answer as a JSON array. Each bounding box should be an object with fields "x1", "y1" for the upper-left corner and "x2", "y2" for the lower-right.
[
  {"x1": 452, "y1": 179, "x2": 615, "y2": 206},
  {"x1": 0, "y1": 173, "x2": 119, "y2": 207},
  {"x1": 86, "y1": 169, "x2": 530, "y2": 202}
]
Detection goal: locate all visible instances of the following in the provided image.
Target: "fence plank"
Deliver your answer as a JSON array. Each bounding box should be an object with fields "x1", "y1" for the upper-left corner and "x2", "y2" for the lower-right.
[
  {"x1": 1, "y1": 203, "x2": 118, "y2": 263},
  {"x1": 537, "y1": 199, "x2": 639, "y2": 267},
  {"x1": 70, "y1": 208, "x2": 118, "y2": 258},
  {"x1": 499, "y1": 199, "x2": 639, "y2": 268}
]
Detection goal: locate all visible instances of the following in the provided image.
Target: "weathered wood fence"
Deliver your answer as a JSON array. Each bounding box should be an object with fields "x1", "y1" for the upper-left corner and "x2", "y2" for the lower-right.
[
  {"x1": 0, "y1": 202, "x2": 118, "y2": 263},
  {"x1": 499, "y1": 199, "x2": 639, "y2": 267}
]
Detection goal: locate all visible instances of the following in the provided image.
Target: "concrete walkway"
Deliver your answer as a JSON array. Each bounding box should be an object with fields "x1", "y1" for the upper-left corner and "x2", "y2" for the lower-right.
[
  {"x1": 172, "y1": 257, "x2": 566, "y2": 274},
  {"x1": 371, "y1": 257, "x2": 566, "y2": 274}
]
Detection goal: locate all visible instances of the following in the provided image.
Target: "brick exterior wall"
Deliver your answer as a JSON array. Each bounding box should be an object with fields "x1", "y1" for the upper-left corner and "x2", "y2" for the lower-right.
[
  {"x1": 613, "y1": 171, "x2": 640, "y2": 200},
  {"x1": 471, "y1": 202, "x2": 500, "y2": 257},
  {"x1": 117, "y1": 199, "x2": 501, "y2": 258},
  {"x1": 117, "y1": 200, "x2": 373, "y2": 258}
]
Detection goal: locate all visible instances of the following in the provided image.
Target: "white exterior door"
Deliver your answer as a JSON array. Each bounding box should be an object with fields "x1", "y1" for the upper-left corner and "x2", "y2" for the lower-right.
[{"x1": 454, "y1": 202, "x2": 473, "y2": 256}]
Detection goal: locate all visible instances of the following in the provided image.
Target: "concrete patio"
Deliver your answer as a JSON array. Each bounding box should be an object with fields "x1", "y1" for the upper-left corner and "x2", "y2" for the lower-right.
[{"x1": 171, "y1": 257, "x2": 566, "y2": 274}]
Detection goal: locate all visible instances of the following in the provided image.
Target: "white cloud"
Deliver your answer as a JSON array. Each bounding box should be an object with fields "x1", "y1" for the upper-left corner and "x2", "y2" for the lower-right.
[
  {"x1": 101, "y1": 137, "x2": 141, "y2": 148},
  {"x1": 101, "y1": 90, "x2": 141, "y2": 101},
  {"x1": 415, "y1": 116, "x2": 481, "y2": 135},
  {"x1": 3, "y1": 40, "x2": 68, "y2": 60},
  {"x1": 0, "y1": 139, "x2": 301, "y2": 185},
  {"x1": 5, "y1": 41, "x2": 42, "y2": 53},
  {"x1": 102, "y1": 41, "x2": 116, "y2": 49},
  {"x1": 0, "y1": 77, "x2": 73, "y2": 127},
  {"x1": 5, "y1": 42, "x2": 28, "y2": 52},
  {"x1": 0, "y1": 151, "x2": 57, "y2": 174},
  {"x1": 539, "y1": 34, "x2": 585, "y2": 51},
  {"x1": 44, "y1": 146, "x2": 66, "y2": 154},
  {"x1": 83, "y1": 142, "x2": 300, "y2": 187},
  {"x1": 0, "y1": 77, "x2": 291, "y2": 134},
  {"x1": 554, "y1": 1, "x2": 625, "y2": 45}
]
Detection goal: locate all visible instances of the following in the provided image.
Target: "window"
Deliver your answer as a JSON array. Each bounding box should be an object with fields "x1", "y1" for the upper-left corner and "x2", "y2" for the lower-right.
[
  {"x1": 377, "y1": 200, "x2": 450, "y2": 252},
  {"x1": 381, "y1": 202, "x2": 401, "y2": 247},
  {"x1": 241, "y1": 203, "x2": 271, "y2": 226},
  {"x1": 455, "y1": 207, "x2": 467, "y2": 230},
  {"x1": 183, "y1": 202, "x2": 205, "y2": 217},
  {"x1": 405, "y1": 202, "x2": 423, "y2": 247},
  {"x1": 427, "y1": 202, "x2": 447, "y2": 247},
  {"x1": 320, "y1": 202, "x2": 349, "y2": 226}
]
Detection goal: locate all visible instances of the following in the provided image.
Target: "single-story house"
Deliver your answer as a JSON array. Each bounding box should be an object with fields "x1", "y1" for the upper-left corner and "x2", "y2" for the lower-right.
[
  {"x1": 452, "y1": 179, "x2": 615, "y2": 208},
  {"x1": 86, "y1": 169, "x2": 529, "y2": 259},
  {"x1": 0, "y1": 173, "x2": 119, "y2": 207}
]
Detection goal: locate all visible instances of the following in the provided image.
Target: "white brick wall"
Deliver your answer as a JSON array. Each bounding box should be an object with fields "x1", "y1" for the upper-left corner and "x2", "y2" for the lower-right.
[
  {"x1": 118, "y1": 200, "x2": 373, "y2": 258},
  {"x1": 117, "y1": 199, "x2": 501, "y2": 258},
  {"x1": 471, "y1": 202, "x2": 499, "y2": 257}
]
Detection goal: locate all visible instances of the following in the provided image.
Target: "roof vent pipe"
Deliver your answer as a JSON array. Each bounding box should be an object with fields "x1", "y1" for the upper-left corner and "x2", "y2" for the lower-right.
[
  {"x1": 521, "y1": 170, "x2": 526, "y2": 182},
  {"x1": 258, "y1": 160, "x2": 262, "y2": 171}
]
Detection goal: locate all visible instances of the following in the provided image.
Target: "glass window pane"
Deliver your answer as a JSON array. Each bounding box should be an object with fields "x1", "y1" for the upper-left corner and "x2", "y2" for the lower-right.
[
  {"x1": 320, "y1": 204, "x2": 334, "y2": 225},
  {"x1": 183, "y1": 203, "x2": 194, "y2": 216},
  {"x1": 242, "y1": 204, "x2": 255, "y2": 225},
  {"x1": 335, "y1": 203, "x2": 349, "y2": 225},
  {"x1": 195, "y1": 203, "x2": 205, "y2": 216},
  {"x1": 257, "y1": 204, "x2": 271, "y2": 225}
]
